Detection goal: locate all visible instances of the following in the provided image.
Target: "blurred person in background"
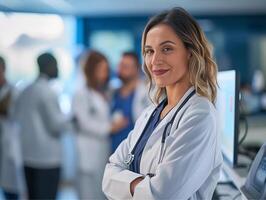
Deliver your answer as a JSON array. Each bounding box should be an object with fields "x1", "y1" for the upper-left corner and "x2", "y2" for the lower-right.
[
  {"x1": 15, "y1": 52, "x2": 72, "y2": 200},
  {"x1": 0, "y1": 56, "x2": 21, "y2": 200},
  {"x1": 240, "y1": 83, "x2": 261, "y2": 115},
  {"x1": 252, "y1": 69, "x2": 265, "y2": 94},
  {"x1": 72, "y1": 50, "x2": 127, "y2": 200},
  {"x1": 252, "y1": 69, "x2": 266, "y2": 113},
  {"x1": 111, "y1": 51, "x2": 150, "y2": 152},
  {"x1": 240, "y1": 69, "x2": 266, "y2": 115}
]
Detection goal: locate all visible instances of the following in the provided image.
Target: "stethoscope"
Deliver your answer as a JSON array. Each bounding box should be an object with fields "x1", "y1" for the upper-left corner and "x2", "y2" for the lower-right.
[{"x1": 124, "y1": 89, "x2": 196, "y2": 167}]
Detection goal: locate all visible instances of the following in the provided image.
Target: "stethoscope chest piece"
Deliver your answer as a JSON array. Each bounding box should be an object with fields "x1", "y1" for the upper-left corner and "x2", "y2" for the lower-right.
[{"x1": 124, "y1": 153, "x2": 134, "y2": 166}]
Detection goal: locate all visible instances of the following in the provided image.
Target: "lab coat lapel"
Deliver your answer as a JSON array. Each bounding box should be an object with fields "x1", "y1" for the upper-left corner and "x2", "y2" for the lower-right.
[
  {"x1": 144, "y1": 86, "x2": 195, "y2": 150},
  {"x1": 144, "y1": 108, "x2": 175, "y2": 150},
  {"x1": 139, "y1": 109, "x2": 176, "y2": 174}
]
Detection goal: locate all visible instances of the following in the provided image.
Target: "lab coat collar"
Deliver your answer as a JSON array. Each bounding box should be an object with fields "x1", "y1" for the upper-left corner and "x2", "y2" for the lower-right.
[
  {"x1": 144, "y1": 86, "x2": 195, "y2": 149},
  {"x1": 130, "y1": 86, "x2": 195, "y2": 152},
  {"x1": 153, "y1": 86, "x2": 195, "y2": 134},
  {"x1": 37, "y1": 74, "x2": 50, "y2": 82}
]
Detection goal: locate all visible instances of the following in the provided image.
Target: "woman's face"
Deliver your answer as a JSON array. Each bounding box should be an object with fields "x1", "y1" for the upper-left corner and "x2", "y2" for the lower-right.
[
  {"x1": 94, "y1": 60, "x2": 109, "y2": 87},
  {"x1": 144, "y1": 23, "x2": 190, "y2": 88}
]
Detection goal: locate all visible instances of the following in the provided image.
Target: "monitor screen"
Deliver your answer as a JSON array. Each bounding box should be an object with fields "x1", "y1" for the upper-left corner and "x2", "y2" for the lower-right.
[{"x1": 216, "y1": 70, "x2": 239, "y2": 167}]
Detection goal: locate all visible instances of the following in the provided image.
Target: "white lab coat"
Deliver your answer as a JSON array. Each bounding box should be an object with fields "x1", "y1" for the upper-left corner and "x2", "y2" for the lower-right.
[
  {"x1": 102, "y1": 87, "x2": 223, "y2": 200},
  {"x1": 132, "y1": 80, "x2": 151, "y2": 121},
  {"x1": 72, "y1": 86, "x2": 111, "y2": 199},
  {"x1": 0, "y1": 120, "x2": 23, "y2": 193},
  {"x1": 15, "y1": 76, "x2": 71, "y2": 168},
  {"x1": 0, "y1": 84, "x2": 24, "y2": 193},
  {"x1": 72, "y1": 86, "x2": 111, "y2": 172}
]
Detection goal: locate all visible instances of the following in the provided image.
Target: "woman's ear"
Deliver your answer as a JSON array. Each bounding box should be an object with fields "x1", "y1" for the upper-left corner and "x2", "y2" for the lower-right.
[{"x1": 187, "y1": 50, "x2": 192, "y2": 60}]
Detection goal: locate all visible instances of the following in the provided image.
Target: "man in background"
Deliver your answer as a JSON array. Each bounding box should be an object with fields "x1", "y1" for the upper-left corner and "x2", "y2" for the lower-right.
[
  {"x1": 111, "y1": 51, "x2": 150, "y2": 152},
  {"x1": 15, "y1": 52, "x2": 72, "y2": 200}
]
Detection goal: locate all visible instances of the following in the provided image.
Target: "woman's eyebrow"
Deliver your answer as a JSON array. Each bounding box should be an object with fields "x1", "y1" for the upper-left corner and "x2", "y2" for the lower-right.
[
  {"x1": 159, "y1": 40, "x2": 176, "y2": 46},
  {"x1": 145, "y1": 40, "x2": 176, "y2": 48},
  {"x1": 144, "y1": 45, "x2": 152, "y2": 49}
]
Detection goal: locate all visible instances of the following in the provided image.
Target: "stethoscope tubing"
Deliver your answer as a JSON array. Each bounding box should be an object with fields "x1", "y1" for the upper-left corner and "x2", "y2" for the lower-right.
[
  {"x1": 125, "y1": 89, "x2": 196, "y2": 167},
  {"x1": 158, "y1": 90, "x2": 196, "y2": 163}
]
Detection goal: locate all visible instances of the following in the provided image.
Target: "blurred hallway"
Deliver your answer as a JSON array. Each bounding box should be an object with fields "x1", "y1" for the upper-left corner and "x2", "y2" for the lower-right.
[{"x1": 0, "y1": 185, "x2": 78, "y2": 200}]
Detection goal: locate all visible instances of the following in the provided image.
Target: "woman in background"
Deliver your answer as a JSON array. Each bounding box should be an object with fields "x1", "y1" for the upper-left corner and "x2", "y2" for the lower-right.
[
  {"x1": 72, "y1": 50, "x2": 127, "y2": 199},
  {"x1": 0, "y1": 55, "x2": 23, "y2": 200}
]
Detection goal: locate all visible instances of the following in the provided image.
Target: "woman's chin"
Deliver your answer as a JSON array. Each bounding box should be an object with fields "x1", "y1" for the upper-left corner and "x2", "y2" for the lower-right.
[{"x1": 155, "y1": 82, "x2": 167, "y2": 88}]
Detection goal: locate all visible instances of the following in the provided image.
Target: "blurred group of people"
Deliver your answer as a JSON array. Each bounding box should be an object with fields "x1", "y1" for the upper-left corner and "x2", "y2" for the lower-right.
[
  {"x1": 240, "y1": 69, "x2": 266, "y2": 115},
  {"x1": 0, "y1": 50, "x2": 150, "y2": 200}
]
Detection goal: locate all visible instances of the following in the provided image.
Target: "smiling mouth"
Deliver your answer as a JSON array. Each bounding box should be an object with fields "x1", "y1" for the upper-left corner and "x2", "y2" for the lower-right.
[{"x1": 152, "y1": 69, "x2": 169, "y2": 76}]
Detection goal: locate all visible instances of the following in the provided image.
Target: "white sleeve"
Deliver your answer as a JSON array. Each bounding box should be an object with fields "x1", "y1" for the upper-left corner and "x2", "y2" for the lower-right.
[
  {"x1": 133, "y1": 103, "x2": 219, "y2": 199},
  {"x1": 102, "y1": 110, "x2": 149, "y2": 199},
  {"x1": 72, "y1": 91, "x2": 111, "y2": 138}
]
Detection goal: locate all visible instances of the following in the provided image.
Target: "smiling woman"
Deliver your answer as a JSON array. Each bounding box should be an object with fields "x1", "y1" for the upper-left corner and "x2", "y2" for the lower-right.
[
  {"x1": 143, "y1": 23, "x2": 192, "y2": 117},
  {"x1": 102, "y1": 7, "x2": 222, "y2": 200},
  {"x1": 142, "y1": 9, "x2": 217, "y2": 105},
  {"x1": 144, "y1": 24, "x2": 191, "y2": 93}
]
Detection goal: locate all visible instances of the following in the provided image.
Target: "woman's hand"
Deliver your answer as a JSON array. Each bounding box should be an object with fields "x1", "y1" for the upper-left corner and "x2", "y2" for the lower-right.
[
  {"x1": 130, "y1": 176, "x2": 144, "y2": 196},
  {"x1": 110, "y1": 117, "x2": 128, "y2": 134}
]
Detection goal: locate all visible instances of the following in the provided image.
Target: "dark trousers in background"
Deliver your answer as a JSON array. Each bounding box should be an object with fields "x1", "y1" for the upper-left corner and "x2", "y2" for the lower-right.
[
  {"x1": 3, "y1": 191, "x2": 19, "y2": 200},
  {"x1": 24, "y1": 166, "x2": 60, "y2": 200}
]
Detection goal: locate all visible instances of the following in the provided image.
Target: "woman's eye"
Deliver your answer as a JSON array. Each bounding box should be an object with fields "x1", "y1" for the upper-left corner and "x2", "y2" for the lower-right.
[
  {"x1": 162, "y1": 47, "x2": 172, "y2": 52},
  {"x1": 145, "y1": 49, "x2": 153, "y2": 55}
]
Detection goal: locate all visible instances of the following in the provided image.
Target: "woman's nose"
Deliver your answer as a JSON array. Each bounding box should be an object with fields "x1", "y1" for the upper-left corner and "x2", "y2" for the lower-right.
[{"x1": 151, "y1": 51, "x2": 163, "y2": 66}]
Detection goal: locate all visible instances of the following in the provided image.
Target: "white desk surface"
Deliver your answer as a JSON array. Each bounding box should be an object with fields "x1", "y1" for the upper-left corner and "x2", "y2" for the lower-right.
[{"x1": 222, "y1": 114, "x2": 266, "y2": 199}]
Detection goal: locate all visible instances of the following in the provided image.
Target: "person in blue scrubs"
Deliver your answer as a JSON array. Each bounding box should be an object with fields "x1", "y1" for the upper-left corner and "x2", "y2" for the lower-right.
[
  {"x1": 111, "y1": 51, "x2": 150, "y2": 152},
  {"x1": 111, "y1": 90, "x2": 135, "y2": 152}
]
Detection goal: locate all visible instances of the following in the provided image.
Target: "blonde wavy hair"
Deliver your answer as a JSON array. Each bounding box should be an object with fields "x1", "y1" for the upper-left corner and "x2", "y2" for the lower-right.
[{"x1": 142, "y1": 7, "x2": 217, "y2": 104}]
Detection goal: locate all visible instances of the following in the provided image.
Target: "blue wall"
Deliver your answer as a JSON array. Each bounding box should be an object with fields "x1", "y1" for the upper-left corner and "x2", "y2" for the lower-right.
[{"x1": 78, "y1": 14, "x2": 266, "y2": 85}]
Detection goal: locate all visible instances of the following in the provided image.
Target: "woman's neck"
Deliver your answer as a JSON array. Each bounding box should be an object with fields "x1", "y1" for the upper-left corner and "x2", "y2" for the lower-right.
[{"x1": 165, "y1": 81, "x2": 192, "y2": 107}]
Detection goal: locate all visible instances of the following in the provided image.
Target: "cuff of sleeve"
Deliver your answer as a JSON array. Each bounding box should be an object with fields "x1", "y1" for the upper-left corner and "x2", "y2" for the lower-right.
[{"x1": 112, "y1": 170, "x2": 143, "y2": 199}]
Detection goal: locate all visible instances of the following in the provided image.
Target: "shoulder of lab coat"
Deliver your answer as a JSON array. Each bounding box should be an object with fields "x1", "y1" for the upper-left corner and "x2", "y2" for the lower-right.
[
  {"x1": 103, "y1": 95, "x2": 222, "y2": 200},
  {"x1": 102, "y1": 104, "x2": 156, "y2": 200},
  {"x1": 72, "y1": 86, "x2": 111, "y2": 138},
  {"x1": 15, "y1": 78, "x2": 71, "y2": 134}
]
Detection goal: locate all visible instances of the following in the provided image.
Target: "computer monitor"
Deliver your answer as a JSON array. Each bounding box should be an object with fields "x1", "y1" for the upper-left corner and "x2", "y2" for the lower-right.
[{"x1": 216, "y1": 70, "x2": 240, "y2": 167}]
